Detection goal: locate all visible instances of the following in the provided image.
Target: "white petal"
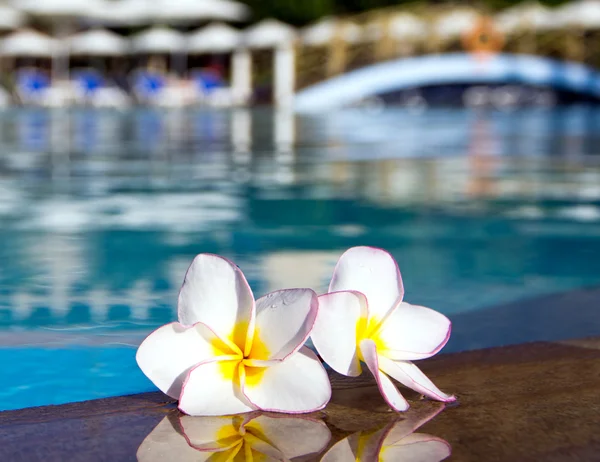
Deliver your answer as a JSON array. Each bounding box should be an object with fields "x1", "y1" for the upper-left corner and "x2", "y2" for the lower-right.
[
  {"x1": 378, "y1": 357, "x2": 455, "y2": 403},
  {"x1": 179, "y1": 359, "x2": 256, "y2": 416},
  {"x1": 136, "y1": 322, "x2": 235, "y2": 399},
  {"x1": 359, "y1": 339, "x2": 409, "y2": 412},
  {"x1": 319, "y1": 433, "x2": 361, "y2": 462},
  {"x1": 242, "y1": 347, "x2": 331, "y2": 413},
  {"x1": 137, "y1": 416, "x2": 212, "y2": 462},
  {"x1": 375, "y1": 302, "x2": 451, "y2": 361},
  {"x1": 179, "y1": 415, "x2": 245, "y2": 451},
  {"x1": 249, "y1": 415, "x2": 331, "y2": 459},
  {"x1": 178, "y1": 254, "x2": 255, "y2": 352},
  {"x1": 380, "y1": 434, "x2": 451, "y2": 462},
  {"x1": 321, "y1": 425, "x2": 388, "y2": 462},
  {"x1": 311, "y1": 291, "x2": 366, "y2": 376},
  {"x1": 250, "y1": 289, "x2": 318, "y2": 361},
  {"x1": 382, "y1": 404, "x2": 446, "y2": 445},
  {"x1": 329, "y1": 246, "x2": 404, "y2": 326}
]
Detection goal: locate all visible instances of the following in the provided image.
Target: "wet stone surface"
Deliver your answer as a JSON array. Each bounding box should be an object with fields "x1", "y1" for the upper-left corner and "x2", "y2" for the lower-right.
[{"x1": 1, "y1": 339, "x2": 599, "y2": 461}]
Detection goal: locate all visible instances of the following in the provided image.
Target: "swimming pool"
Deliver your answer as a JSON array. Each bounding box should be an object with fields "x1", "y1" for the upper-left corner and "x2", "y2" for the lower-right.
[{"x1": 1, "y1": 106, "x2": 600, "y2": 410}]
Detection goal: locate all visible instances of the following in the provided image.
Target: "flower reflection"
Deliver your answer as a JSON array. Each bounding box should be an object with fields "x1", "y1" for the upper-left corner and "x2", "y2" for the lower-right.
[
  {"x1": 322, "y1": 404, "x2": 450, "y2": 462},
  {"x1": 137, "y1": 412, "x2": 331, "y2": 461}
]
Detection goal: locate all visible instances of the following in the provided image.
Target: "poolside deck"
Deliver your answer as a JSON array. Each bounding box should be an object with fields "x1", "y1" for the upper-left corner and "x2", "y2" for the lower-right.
[{"x1": 1, "y1": 338, "x2": 599, "y2": 461}]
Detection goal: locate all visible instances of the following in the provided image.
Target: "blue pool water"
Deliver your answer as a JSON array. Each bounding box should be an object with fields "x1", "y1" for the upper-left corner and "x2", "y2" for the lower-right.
[{"x1": 1, "y1": 106, "x2": 600, "y2": 411}]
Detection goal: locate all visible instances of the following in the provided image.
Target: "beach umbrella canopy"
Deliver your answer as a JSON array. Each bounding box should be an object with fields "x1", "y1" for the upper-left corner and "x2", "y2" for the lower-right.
[
  {"x1": 10, "y1": 0, "x2": 107, "y2": 19},
  {"x1": 187, "y1": 23, "x2": 241, "y2": 53},
  {"x1": 1, "y1": 29, "x2": 57, "y2": 57},
  {"x1": 68, "y1": 28, "x2": 129, "y2": 56},
  {"x1": 302, "y1": 18, "x2": 363, "y2": 46},
  {"x1": 90, "y1": 0, "x2": 250, "y2": 26},
  {"x1": 388, "y1": 13, "x2": 429, "y2": 40},
  {"x1": 131, "y1": 26, "x2": 186, "y2": 54},
  {"x1": 555, "y1": 0, "x2": 600, "y2": 29},
  {"x1": 0, "y1": 5, "x2": 26, "y2": 31},
  {"x1": 245, "y1": 19, "x2": 296, "y2": 49},
  {"x1": 496, "y1": 2, "x2": 561, "y2": 33},
  {"x1": 434, "y1": 9, "x2": 479, "y2": 39}
]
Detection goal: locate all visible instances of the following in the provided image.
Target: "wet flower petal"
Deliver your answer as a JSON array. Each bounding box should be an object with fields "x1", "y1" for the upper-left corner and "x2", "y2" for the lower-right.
[
  {"x1": 375, "y1": 302, "x2": 452, "y2": 361},
  {"x1": 136, "y1": 322, "x2": 234, "y2": 399},
  {"x1": 179, "y1": 359, "x2": 255, "y2": 416},
  {"x1": 250, "y1": 289, "x2": 318, "y2": 361},
  {"x1": 177, "y1": 254, "x2": 255, "y2": 351},
  {"x1": 359, "y1": 339, "x2": 409, "y2": 412},
  {"x1": 378, "y1": 356, "x2": 455, "y2": 403},
  {"x1": 380, "y1": 433, "x2": 451, "y2": 462},
  {"x1": 329, "y1": 246, "x2": 404, "y2": 325},
  {"x1": 311, "y1": 290, "x2": 367, "y2": 376},
  {"x1": 242, "y1": 347, "x2": 331, "y2": 413},
  {"x1": 249, "y1": 414, "x2": 331, "y2": 459}
]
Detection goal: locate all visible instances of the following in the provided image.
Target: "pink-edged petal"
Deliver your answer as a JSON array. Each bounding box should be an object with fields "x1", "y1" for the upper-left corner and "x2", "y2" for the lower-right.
[
  {"x1": 311, "y1": 291, "x2": 367, "y2": 377},
  {"x1": 242, "y1": 346, "x2": 331, "y2": 413},
  {"x1": 380, "y1": 434, "x2": 451, "y2": 462},
  {"x1": 374, "y1": 302, "x2": 451, "y2": 361},
  {"x1": 178, "y1": 254, "x2": 255, "y2": 352},
  {"x1": 243, "y1": 434, "x2": 285, "y2": 460},
  {"x1": 329, "y1": 246, "x2": 404, "y2": 325},
  {"x1": 359, "y1": 339, "x2": 409, "y2": 412},
  {"x1": 136, "y1": 322, "x2": 236, "y2": 399},
  {"x1": 248, "y1": 415, "x2": 331, "y2": 459},
  {"x1": 382, "y1": 403, "x2": 446, "y2": 445},
  {"x1": 321, "y1": 425, "x2": 388, "y2": 462},
  {"x1": 319, "y1": 433, "x2": 360, "y2": 462},
  {"x1": 378, "y1": 357, "x2": 455, "y2": 403},
  {"x1": 136, "y1": 416, "x2": 211, "y2": 462},
  {"x1": 179, "y1": 359, "x2": 256, "y2": 416},
  {"x1": 179, "y1": 415, "x2": 244, "y2": 451},
  {"x1": 249, "y1": 289, "x2": 318, "y2": 361}
]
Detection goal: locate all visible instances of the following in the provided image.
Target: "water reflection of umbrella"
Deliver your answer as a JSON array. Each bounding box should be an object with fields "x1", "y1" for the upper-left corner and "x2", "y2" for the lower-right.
[{"x1": 68, "y1": 29, "x2": 129, "y2": 56}]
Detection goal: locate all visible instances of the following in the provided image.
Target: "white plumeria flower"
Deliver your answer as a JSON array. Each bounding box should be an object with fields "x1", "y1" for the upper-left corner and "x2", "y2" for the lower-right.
[
  {"x1": 321, "y1": 404, "x2": 451, "y2": 461},
  {"x1": 137, "y1": 412, "x2": 331, "y2": 462},
  {"x1": 136, "y1": 253, "x2": 331, "y2": 416},
  {"x1": 311, "y1": 246, "x2": 455, "y2": 412}
]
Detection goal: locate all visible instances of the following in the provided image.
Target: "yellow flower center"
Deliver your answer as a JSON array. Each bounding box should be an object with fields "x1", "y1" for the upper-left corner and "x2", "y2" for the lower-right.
[{"x1": 215, "y1": 323, "x2": 271, "y2": 388}]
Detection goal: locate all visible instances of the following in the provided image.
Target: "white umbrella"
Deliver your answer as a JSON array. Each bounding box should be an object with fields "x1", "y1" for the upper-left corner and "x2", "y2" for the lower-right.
[
  {"x1": 434, "y1": 9, "x2": 479, "y2": 39},
  {"x1": 496, "y1": 2, "x2": 561, "y2": 33},
  {"x1": 187, "y1": 22, "x2": 241, "y2": 54},
  {"x1": 68, "y1": 29, "x2": 129, "y2": 56},
  {"x1": 555, "y1": 0, "x2": 600, "y2": 29},
  {"x1": 245, "y1": 19, "x2": 296, "y2": 49},
  {"x1": 388, "y1": 13, "x2": 429, "y2": 40},
  {"x1": 302, "y1": 18, "x2": 363, "y2": 46},
  {"x1": 90, "y1": 0, "x2": 250, "y2": 25},
  {"x1": 9, "y1": 0, "x2": 111, "y2": 81},
  {"x1": 0, "y1": 5, "x2": 26, "y2": 31},
  {"x1": 1, "y1": 29, "x2": 57, "y2": 57},
  {"x1": 132, "y1": 27, "x2": 186, "y2": 54}
]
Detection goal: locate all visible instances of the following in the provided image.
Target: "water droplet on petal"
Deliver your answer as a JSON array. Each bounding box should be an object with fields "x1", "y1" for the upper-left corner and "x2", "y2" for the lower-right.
[{"x1": 270, "y1": 304, "x2": 276, "y2": 308}]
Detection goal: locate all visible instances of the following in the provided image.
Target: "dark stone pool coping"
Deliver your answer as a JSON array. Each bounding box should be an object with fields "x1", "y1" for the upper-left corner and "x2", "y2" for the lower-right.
[{"x1": 2, "y1": 337, "x2": 599, "y2": 461}]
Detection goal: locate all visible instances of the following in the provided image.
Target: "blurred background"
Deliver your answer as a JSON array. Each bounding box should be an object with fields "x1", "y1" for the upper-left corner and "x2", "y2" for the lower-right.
[{"x1": 1, "y1": 0, "x2": 600, "y2": 411}]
